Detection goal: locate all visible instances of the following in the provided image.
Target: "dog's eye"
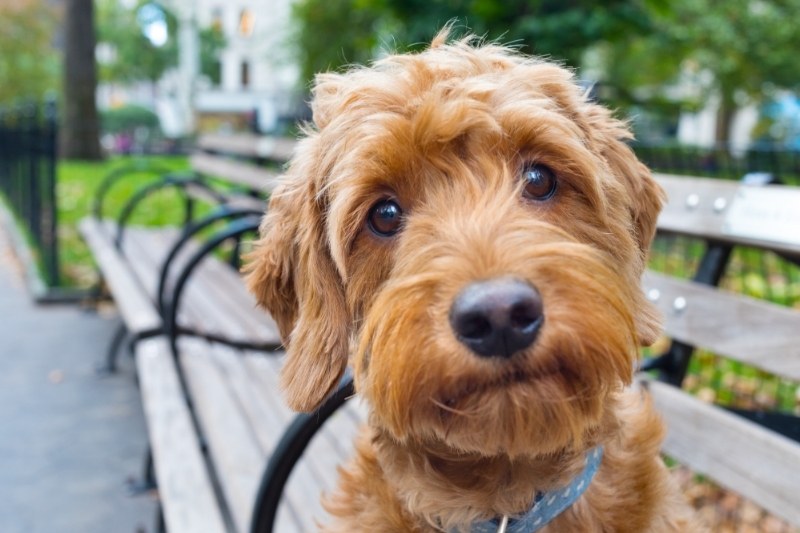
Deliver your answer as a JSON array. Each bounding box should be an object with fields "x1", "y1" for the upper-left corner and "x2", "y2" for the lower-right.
[
  {"x1": 368, "y1": 199, "x2": 403, "y2": 237},
  {"x1": 521, "y1": 163, "x2": 558, "y2": 201}
]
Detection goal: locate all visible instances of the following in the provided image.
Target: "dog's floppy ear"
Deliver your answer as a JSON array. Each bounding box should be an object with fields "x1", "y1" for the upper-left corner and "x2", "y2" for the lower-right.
[
  {"x1": 245, "y1": 149, "x2": 349, "y2": 412},
  {"x1": 604, "y1": 140, "x2": 665, "y2": 259},
  {"x1": 584, "y1": 104, "x2": 665, "y2": 346},
  {"x1": 583, "y1": 103, "x2": 665, "y2": 255}
]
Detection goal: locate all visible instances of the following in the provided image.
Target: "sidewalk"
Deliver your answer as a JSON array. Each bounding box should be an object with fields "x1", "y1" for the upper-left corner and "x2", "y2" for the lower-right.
[{"x1": 0, "y1": 225, "x2": 156, "y2": 532}]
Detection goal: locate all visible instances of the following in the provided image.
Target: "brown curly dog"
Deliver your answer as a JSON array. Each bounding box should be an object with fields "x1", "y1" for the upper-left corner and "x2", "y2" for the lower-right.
[{"x1": 246, "y1": 29, "x2": 703, "y2": 533}]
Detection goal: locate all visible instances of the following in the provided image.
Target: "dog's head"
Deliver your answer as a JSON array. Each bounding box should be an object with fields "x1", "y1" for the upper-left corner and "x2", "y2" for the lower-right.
[{"x1": 246, "y1": 31, "x2": 663, "y2": 457}]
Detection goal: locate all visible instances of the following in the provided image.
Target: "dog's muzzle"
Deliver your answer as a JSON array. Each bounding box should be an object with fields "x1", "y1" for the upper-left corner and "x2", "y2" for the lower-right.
[{"x1": 449, "y1": 277, "x2": 543, "y2": 359}]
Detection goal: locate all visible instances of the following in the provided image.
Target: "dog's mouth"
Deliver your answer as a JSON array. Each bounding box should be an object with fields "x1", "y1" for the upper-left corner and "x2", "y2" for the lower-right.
[{"x1": 434, "y1": 357, "x2": 565, "y2": 414}]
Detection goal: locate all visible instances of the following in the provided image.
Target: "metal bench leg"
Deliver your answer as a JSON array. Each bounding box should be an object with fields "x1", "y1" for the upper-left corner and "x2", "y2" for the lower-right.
[
  {"x1": 155, "y1": 502, "x2": 166, "y2": 533},
  {"x1": 96, "y1": 322, "x2": 129, "y2": 375},
  {"x1": 128, "y1": 446, "x2": 157, "y2": 495}
]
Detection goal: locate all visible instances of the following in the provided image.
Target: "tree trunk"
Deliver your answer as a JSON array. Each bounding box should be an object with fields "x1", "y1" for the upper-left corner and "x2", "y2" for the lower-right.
[
  {"x1": 61, "y1": 0, "x2": 102, "y2": 160},
  {"x1": 714, "y1": 90, "x2": 737, "y2": 150}
]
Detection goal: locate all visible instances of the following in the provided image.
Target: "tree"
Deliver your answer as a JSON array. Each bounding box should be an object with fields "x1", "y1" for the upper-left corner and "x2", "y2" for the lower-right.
[
  {"x1": 290, "y1": 0, "x2": 387, "y2": 87},
  {"x1": 597, "y1": 0, "x2": 800, "y2": 144},
  {"x1": 62, "y1": 0, "x2": 102, "y2": 160},
  {"x1": 289, "y1": 0, "x2": 661, "y2": 87},
  {"x1": 382, "y1": 0, "x2": 657, "y2": 66},
  {"x1": 0, "y1": 0, "x2": 59, "y2": 105},
  {"x1": 199, "y1": 25, "x2": 226, "y2": 86},
  {"x1": 96, "y1": 0, "x2": 178, "y2": 85}
]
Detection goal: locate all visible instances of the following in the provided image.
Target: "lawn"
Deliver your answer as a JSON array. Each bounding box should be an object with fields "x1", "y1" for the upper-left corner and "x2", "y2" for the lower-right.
[{"x1": 58, "y1": 155, "x2": 190, "y2": 286}]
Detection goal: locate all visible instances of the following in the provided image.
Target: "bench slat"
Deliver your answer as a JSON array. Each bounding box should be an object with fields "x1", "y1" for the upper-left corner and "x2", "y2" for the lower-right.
[
  {"x1": 654, "y1": 174, "x2": 800, "y2": 257},
  {"x1": 179, "y1": 337, "x2": 265, "y2": 533},
  {"x1": 643, "y1": 270, "x2": 800, "y2": 380},
  {"x1": 183, "y1": 181, "x2": 266, "y2": 212},
  {"x1": 198, "y1": 134, "x2": 295, "y2": 163},
  {"x1": 78, "y1": 218, "x2": 161, "y2": 334},
  {"x1": 641, "y1": 378, "x2": 800, "y2": 526},
  {"x1": 242, "y1": 352, "x2": 333, "y2": 532},
  {"x1": 191, "y1": 153, "x2": 280, "y2": 195},
  {"x1": 122, "y1": 226, "x2": 281, "y2": 347},
  {"x1": 136, "y1": 337, "x2": 228, "y2": 533}
]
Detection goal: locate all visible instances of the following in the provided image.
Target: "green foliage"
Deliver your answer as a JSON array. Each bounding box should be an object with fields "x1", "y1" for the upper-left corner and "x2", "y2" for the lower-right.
[
  {"x1": 289, "y1": 0, "x2": 660, "y2": 88},
  {"x1": 100, "y1": 105, "x2": 160, "y2": 135},
  {"x1": 199, "y1": 26, "x2": 226, "y2": 85},
  {"x1": 597, "y1": 0, "x2": 800, "y2": 140},
  {"x1": 97, "y1": 0, "x2": 178, "y2": 83},
  {"x1": 383, "y1": 0, "x2": 655, "y2": 65},
  {"x1": 0, "y1": 0, "x2": 60, "y2": 105},
  {"x1": 290, "y1": 0, "x2": 389, "y2": 86}
]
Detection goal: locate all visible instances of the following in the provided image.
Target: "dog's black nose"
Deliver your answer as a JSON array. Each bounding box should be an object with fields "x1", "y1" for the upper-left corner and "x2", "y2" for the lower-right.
[{"x1": 449, "y1": 278, "x2": 544, "y2": 358}]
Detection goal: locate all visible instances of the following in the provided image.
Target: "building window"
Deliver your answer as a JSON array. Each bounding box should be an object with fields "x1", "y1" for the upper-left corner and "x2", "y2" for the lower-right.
[
  {"x1": 241, "y1": 61, "x2": 250, "y2": 88},
  {"x1": 238, "y1": 9, "x2": 254, "y2": 37}
]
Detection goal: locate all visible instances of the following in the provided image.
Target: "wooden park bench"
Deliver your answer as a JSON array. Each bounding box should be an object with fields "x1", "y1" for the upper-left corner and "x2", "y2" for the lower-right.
[
  {"x1": 80, "y1": 132, "x2": 369, "y2": 533},
  {"x1": 75, "y1": 132, "x2": 321, "y2": 531},
  {"x1": 80, "y1": 159, "x2": 800, "y2": 531},
  {"x1": 80, "y1": 132, "x2": 291, "y2": 372}
]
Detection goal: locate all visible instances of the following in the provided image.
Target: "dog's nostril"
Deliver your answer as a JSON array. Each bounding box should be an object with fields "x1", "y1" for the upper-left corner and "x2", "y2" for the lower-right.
[
  {"x1": 510, "y1": 301, "x2": 541, "y2": 331},
  {"x1": 457, "y1": 313, "x2": 492, "y2": 340},
  {"x1": 449, "y1": 278, "x2": 544, "y2": 359}
]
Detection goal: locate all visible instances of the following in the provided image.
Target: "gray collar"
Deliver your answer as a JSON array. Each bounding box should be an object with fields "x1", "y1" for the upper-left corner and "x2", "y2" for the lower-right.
[{"x1": 454, "y1": 446, "x2": 604, "y2": 533}]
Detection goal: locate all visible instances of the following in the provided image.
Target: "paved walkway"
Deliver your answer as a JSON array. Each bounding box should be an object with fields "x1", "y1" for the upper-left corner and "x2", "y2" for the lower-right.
[{"x1": 0, "y1": 225, "x2": 156, "y2": 532}]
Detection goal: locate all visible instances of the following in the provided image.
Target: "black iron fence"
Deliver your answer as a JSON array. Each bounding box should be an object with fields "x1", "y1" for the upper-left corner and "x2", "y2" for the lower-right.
[
  {"x1": 0, "y1": 100, "x2": 59, "y2": 286},
  {"x1": 633, "y1": 143, "x2": 800, "y2": 185}
]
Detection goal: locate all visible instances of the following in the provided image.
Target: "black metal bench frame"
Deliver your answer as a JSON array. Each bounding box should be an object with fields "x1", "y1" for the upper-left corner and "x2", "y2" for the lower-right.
[{"x1": 90, "y1": 164, "x2": 274, "y2": 372}]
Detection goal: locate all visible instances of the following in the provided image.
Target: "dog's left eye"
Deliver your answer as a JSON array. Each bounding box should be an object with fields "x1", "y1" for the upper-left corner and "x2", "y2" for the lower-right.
[
  {"x1": 521, "y1": 163, "x2": 558, "y2": 201},
  {"x1": 368, "y1": 199, "x2": 404, "y2": 237}
]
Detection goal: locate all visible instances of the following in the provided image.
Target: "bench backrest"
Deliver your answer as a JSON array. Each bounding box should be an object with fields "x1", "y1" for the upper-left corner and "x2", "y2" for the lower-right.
[
  {"x1": 191, "y1": 133, "x2": 297, "y2": 198},
  {"x1": 645, "y1": 173, "x2": 800, "y2": 526}
]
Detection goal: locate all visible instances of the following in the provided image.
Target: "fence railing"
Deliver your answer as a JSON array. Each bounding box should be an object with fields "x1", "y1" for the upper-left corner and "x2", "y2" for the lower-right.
[
  {"x1": 633, "y1": 143, "x2": 800, "y2": 185},
  {"x1": 0, "y1": 100, "x2": 59, "y2": 286}
]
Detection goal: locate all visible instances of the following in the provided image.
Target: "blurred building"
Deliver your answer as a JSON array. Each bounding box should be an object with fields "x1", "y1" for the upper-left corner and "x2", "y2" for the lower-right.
[{"x1": 161, "y1": 0, "x2": 301, "y2": 135}]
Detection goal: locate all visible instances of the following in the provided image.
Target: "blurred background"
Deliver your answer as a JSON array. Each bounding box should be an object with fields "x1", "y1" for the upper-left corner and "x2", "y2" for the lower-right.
[
  {"x1": 2, "y1": 0, "x2": 800, "y2": 291},
  {"x1": 4, "y1": 0, "x2": 800, "y2": 156},
  {"x1": 0, "y1": 1, "x2": 799, "y2": 532}
]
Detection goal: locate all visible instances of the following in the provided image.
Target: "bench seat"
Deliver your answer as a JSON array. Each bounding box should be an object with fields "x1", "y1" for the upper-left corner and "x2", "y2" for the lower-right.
[
  {"x1": 79, "y1": 217, "x2": 281, "y2": 349},
  {"x1": 138, "y1": 336, "x2": 365, "y2": 533}
]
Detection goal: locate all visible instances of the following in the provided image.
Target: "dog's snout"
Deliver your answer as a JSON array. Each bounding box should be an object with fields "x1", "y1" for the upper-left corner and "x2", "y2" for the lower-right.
[{"x1": 449, "y1": 278, "x2": 544, "y2": 359}]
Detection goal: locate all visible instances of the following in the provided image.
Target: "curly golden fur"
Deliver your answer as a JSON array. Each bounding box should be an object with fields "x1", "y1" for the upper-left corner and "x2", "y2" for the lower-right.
[{"x1": 246, "y1": 29, "x2": 703, "y2": 532}]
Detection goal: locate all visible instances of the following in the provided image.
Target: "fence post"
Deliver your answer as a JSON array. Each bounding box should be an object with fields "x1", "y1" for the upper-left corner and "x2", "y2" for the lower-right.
[
  {"x1": 0, "y1": 99, "x2": 60, "y2": 289},
  {"x1": 43, "y1": 97, "x2": 60, "y2": 286}
]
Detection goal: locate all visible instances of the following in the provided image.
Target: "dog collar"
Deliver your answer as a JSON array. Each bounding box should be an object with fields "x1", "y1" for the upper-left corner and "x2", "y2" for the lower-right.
[{"x1": 457, "y1": 446, "x2": 604, "y2": 533}]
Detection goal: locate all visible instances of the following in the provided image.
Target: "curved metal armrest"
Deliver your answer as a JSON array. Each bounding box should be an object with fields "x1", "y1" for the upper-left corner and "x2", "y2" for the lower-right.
[
  {"x1": 249, "y1": 374, "x2": 356, "y2": 533},
  {"x1": 156, "y1": 205, "x2": 265, "y2": 314},
  {"x1": 163, "y1": 215, "x2": 262, "y2": 357},
  {"x1": 114, "y1": 175, "x2": 229, "y2": 248},
  {"x1": 93, "y1": 163, "x2": 179, "y2": 219}
]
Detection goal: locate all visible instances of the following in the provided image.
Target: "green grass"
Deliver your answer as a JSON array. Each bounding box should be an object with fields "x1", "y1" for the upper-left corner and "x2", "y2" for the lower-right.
[{"x1": 58, "y1": 155, "x2": 190, "y2": 286}]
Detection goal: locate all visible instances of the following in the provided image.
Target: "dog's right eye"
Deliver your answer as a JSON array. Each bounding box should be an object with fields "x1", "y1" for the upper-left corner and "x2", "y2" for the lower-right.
[
  {"x1": 368, "y1": 199, "x2": 403, "y2": 237},
  {"x1": 521, "y1": 163, "x2": 558, "y2": 201}
]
